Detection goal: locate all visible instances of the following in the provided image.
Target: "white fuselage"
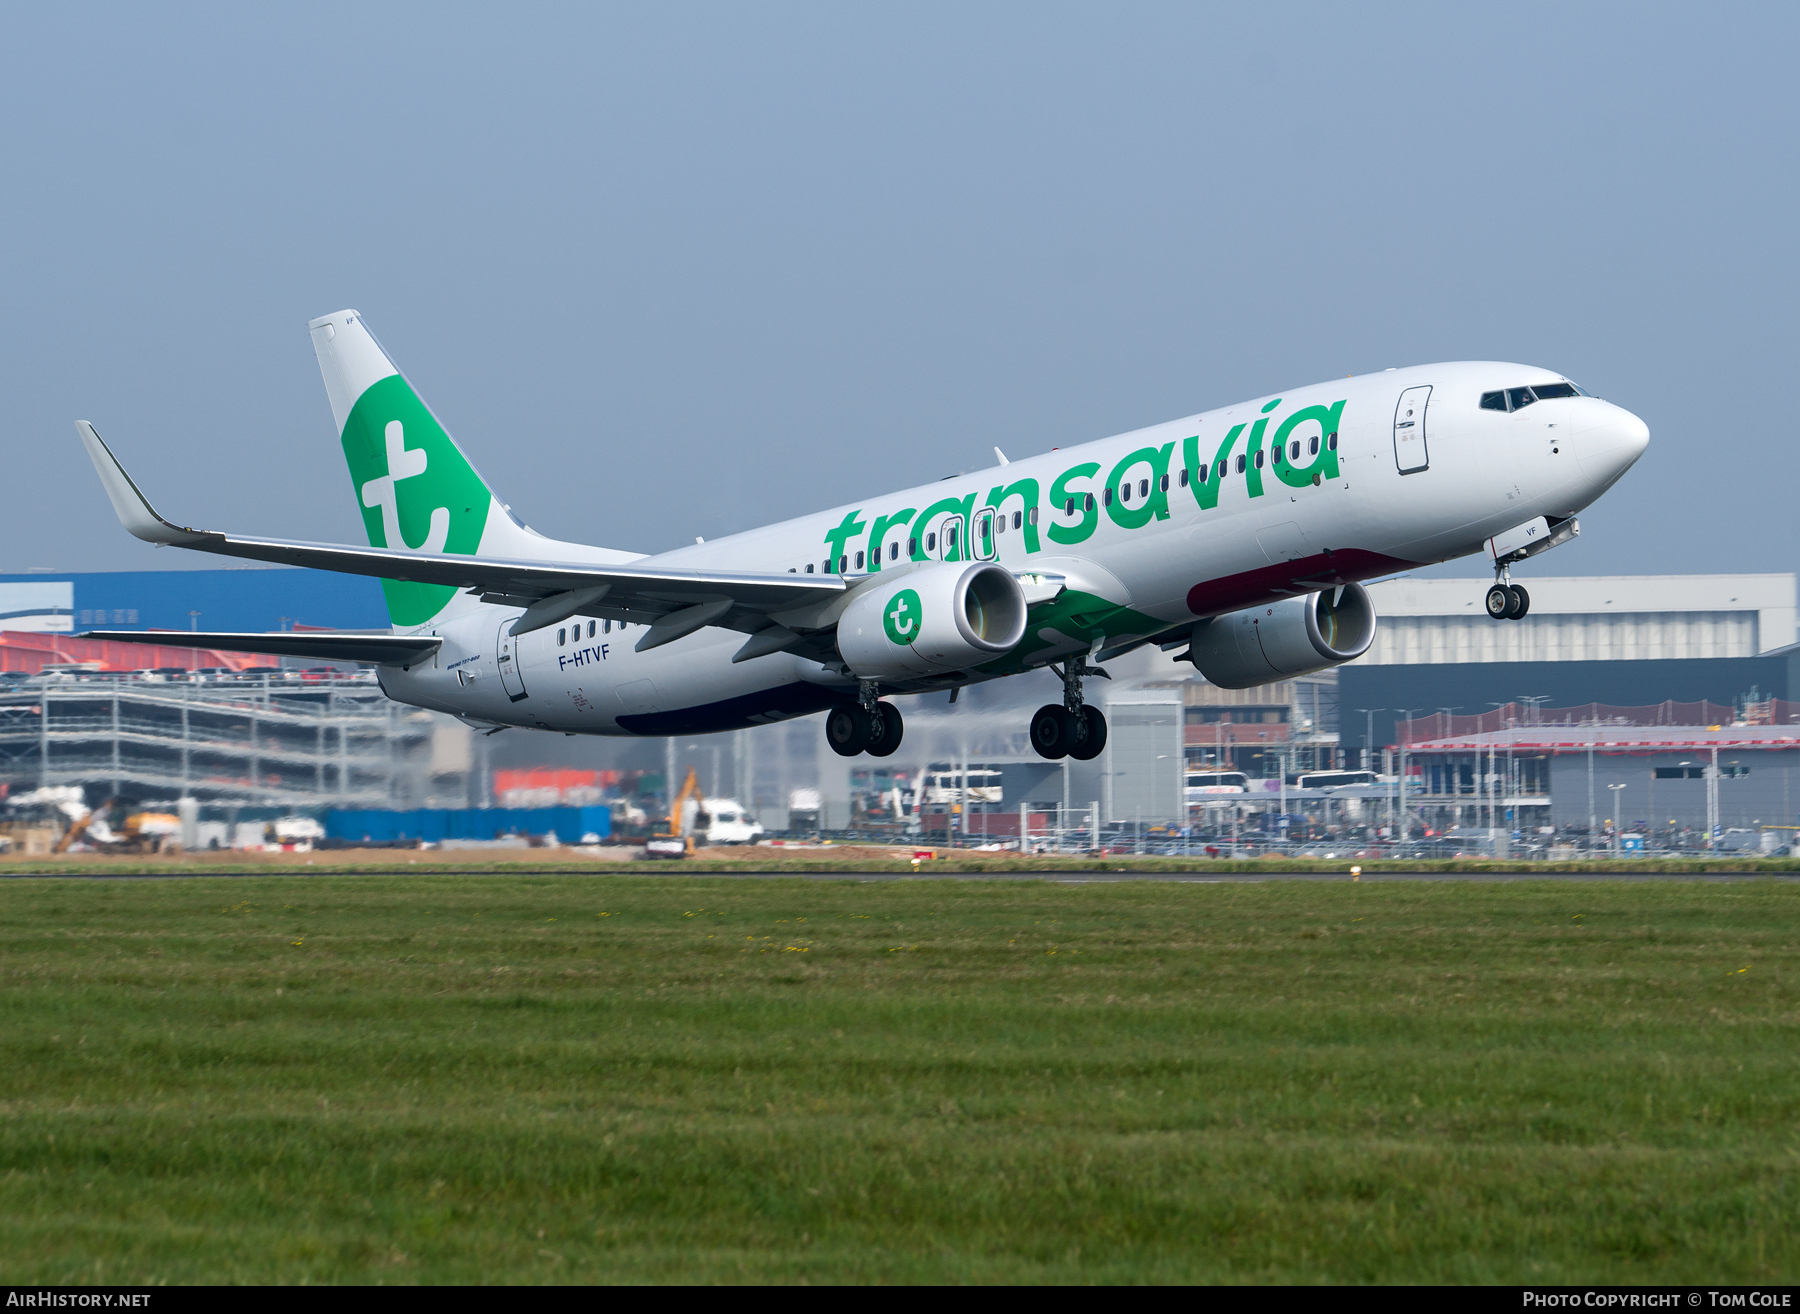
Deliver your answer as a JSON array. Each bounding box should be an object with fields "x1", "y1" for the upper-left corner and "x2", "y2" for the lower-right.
[{"x1": 379, "y1": 362, "x2": 1648, "y2": 736}]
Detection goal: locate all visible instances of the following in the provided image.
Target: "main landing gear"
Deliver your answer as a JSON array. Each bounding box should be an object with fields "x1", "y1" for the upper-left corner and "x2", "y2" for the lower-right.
[
  {"x1": 825, "y1": 681, "x2": 905, "y2": 758},
  {"x1": 1485, "y1": 565, "x2": 1532, "y2": 621},
  {"x1": 1031, "y1": 655, "x2": 1108, "y2": 761}
]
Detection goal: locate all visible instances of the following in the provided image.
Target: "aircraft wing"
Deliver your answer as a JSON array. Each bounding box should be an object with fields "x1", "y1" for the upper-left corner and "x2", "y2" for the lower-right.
[
  {"x1": 78, "y1": 631, "x2": 444, "y2": 666},
  {"x1": 78, "y1": 421, "x2": 849, "y2": 655}
]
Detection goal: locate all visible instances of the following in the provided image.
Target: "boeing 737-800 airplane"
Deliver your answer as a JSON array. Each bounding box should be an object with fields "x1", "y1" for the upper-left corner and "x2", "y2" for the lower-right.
[{"x1": 77, "y1": 310, "x2": 1648, "y2": 761}]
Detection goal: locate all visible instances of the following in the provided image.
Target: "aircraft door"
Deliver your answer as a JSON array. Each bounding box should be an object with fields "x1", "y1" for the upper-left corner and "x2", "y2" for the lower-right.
[
  {"x1": 496, "y1": 620, "x2": 528, "y2": 702},
  {"x1": 973, "y1": 509, "x2": 997, "y2": 561},
  {"x1": 1393, "y1": 386, "x2": 1431, "y2": 474},
  {"x1": 931, "y1": 514, "x2": 966, "y2": 561}
]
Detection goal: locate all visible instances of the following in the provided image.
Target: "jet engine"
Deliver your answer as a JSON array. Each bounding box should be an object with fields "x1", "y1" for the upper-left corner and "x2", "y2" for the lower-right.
[
  {"x1": 1180, "y1": 583, "x2": 1376, "y2": 690},
  {"x1": 837, "y1": 562, "x2": 1028, "y2": 679}
]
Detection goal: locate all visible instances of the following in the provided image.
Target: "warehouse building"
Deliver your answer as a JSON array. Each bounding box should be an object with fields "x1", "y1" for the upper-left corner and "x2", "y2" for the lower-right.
[
  {"x1": 0, "y1": 567, "x2": 388, "y2": 637},
  {"x1": 1343, "y1": 574, "x2": 1798, "y2": 752}
]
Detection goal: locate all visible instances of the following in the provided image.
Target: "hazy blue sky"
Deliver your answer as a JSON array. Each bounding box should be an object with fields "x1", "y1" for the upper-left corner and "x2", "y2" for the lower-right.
[{"x1": 3, "y1": 2, "x2": 1793, "y2": 581}]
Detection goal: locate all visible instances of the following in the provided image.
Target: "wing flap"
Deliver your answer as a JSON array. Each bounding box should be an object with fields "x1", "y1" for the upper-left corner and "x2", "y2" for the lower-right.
[{"x1": 79, "y1": 631, "x2": 443, "y2": 666}]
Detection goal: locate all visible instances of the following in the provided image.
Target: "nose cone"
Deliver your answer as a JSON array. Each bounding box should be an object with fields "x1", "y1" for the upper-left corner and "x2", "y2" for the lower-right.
[{"x1": 1574, "y1": 401, "x2": 1649, "y2": 486}]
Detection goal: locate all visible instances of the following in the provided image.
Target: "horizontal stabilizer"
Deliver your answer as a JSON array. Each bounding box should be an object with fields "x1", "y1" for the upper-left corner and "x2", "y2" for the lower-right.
[{"x1": 78, "y1": 631, "x2": 443, "y2": 667}]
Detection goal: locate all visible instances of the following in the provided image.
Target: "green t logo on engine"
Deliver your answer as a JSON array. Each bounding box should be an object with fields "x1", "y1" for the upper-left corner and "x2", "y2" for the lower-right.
[{"x1": 883, "y1": 589, "x2": 922, "y2": 645}]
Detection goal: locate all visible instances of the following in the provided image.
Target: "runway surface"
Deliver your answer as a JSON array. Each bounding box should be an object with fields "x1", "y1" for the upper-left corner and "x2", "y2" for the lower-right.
[{"x1": 2, "y1": 867, "x2": 1794, "y2": 883}]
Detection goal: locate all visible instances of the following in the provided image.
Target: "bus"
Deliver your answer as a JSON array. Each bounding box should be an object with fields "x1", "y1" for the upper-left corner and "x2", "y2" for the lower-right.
[
  {"x1": 1293, "y1": 769, "x2": 1382, "y2": 790},
  {"x1": 921, "y1": 764, "x2": 1004, "y2": 807},
  {"x1": 1185, "y1": 771, "x2": 1248, "y2": 803}
]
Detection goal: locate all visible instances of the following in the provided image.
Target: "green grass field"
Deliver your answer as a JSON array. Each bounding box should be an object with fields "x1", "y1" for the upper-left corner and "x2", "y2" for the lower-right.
[{"x1": 2, "y1": 874, "x2": 1796, "y2": 1284}]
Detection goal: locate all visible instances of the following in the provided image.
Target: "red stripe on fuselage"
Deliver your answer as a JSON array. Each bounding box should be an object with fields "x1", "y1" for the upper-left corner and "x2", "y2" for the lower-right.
[{"x1": 1185, "y1": 548, "x2": 1416, "y2": 618}]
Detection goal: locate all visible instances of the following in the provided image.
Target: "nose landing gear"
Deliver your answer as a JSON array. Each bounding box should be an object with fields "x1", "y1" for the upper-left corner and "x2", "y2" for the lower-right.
[
  {"x1": 1032, "y1": 654, "x2": 1109, "y2": 760},
  {"x1": 1485, "y1": 567, "x2": 1531, "y2": 621}
]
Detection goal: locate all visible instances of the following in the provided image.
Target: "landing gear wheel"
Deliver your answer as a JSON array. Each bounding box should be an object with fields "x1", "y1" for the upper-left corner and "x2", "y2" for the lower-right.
[
  {"x1": 825, "y1": 705, "x2": 872, "y2": 756},
  {"x1": 1068, "y1": 705, "x2": 1108, "y2": 761},
  {"x1": 1507, "y1": 584, "x2": 1530, "y2": 619},
  {"x1": 1485, "y1": 584, "x2": 1513, "y2": 620},
  {"x1": 865, "y1": 702, "x2": 904, "y2": 757},
  {"x1": 1030, "y1": 703, "x2": 1079, "y2": 759}
]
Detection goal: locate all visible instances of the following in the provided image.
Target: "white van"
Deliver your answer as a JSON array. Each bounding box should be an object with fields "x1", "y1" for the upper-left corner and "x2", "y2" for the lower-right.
[{"x1": 697, "y1": 799, "x2": 764, "y2": 845}]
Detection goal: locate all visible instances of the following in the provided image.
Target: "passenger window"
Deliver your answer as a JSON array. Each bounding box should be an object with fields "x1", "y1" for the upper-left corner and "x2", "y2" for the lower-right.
[
  {"x1": 788, "y1": 567, "x2": 796, "y2": 573},
  {"x1": 1254, "y1": 451, "x2": 1264, "y2": 468},
  {"x1": 1103, "y1": 487, "x2": 1114, "y2": 506},
  {"x1": 1179, "y1": 468, "x2": 1190, "y2": 487},
  {"x1": 1012, "y1": 510, "x2": 1022, "y2": 530},
  {"x1": 890, "y1": 541, "x2": 899, "y2": 560},
  {"x1": 854, "y1": 550, "x2": 864, "y2": 569},
  {"x1": 1272, "y1": 445, "x2": 1283, "y2": 465},
  {"x1": 1480, "y1": 391, "x2": 1508, "y2": 411},
  {"x1": 839, "y1": 555, "x2": 848, "y2": 572},
  {"x1": 1506, "y1": 387, "x2": 1536, "y2": 411},
  {"x1": 1290, "y1": 441, "x2": 1300, "y2": 461},
  {"x1": 1139, "y1": 478, "x2": 1149, "y2": 498},
  {"x1": 1309, "y1": 436, "x2": 1318, "y2": 456},
  {"x1": 1027, "y1": 507, "x2": 1037, "y2": 525},
  {"x1": 1234, "y1": 455, "x2": 1245, "y2": 474},
  {"x1": 945, "y1": 525, "x2": 957, "y2": 549},
  {"x1": 1084, "y1": 493, "x2": 1095, "y2": 512},
  {"x1": 604, "y1": 619, "x2": 611, "y2": 633},
  {"x1": 1065, "y1": 497, "x2": 1076, "y2": 515},
  {"x1": 907, "y1": 536, "x2": 918, "y2": 556},
  {"x1": 1119, "y1": 483, "x2": 1130, "y2": 503},
  {"x1": 588, "y1": 620, "x2": 596, "y2": 638},
  {"x1": 557, "y1": 627, "x2": 566, "y2": 646},
  {"x1": 926, "y1": 532, "x2": 936, "y2": 552},
  {"x1": 806, "y1": 563, "x2": 814, "y2": 573},
  {"x1": 1159, "y1": 474, "x2": 1168, "y2": 493},
  {"x1": 1327, "y1": 433, "x2": 1337, "y2": 450}
]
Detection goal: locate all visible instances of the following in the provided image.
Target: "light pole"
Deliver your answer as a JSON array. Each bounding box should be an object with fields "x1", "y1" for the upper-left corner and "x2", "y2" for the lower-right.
[
  {"x1": 1608, "y1": 782, "x2": 1627, "y2": 857},
  {"x1": 1355, "y1": 708, "x2": 1388, "y2": 844},
  {"x1": 1357, "y1": 708, "x2": 1386, "y2": 775},
  {"x1": 1396, "y1": 709, "x2": 1417, "y2": 845},
  {"x1": 1487, "y1": 701, "x2": 1516, "y2": 847}
]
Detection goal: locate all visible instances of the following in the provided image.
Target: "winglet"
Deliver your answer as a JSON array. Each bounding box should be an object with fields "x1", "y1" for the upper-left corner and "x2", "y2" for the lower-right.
[{"x1": 75, "y1": 422, "x2": 211, "y2": 546}]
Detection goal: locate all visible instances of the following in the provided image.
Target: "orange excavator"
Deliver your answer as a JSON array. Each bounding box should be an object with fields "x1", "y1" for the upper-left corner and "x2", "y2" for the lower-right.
[
  {"x1": 50, "y1": 797, "x2": 112, "y2": 854},
  {"x1": 645, "y1": 767, "x2": 703, "y2": 859},
  {"x1": 51, "y1": 798, "x2": 181, "y2": 854}
]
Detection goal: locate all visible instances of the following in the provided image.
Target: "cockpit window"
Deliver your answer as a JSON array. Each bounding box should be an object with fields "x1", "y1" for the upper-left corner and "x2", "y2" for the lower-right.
[{"x1": 1487, "y1": 380, "x2": 1588, "y2": 412}]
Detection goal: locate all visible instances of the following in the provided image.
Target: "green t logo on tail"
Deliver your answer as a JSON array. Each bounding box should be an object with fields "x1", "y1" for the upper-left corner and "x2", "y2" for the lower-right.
[
  {"x1": 884, "y1": 589, "x2": 922, "y2": 645},
  {"x1": 339, "y1": 375, "x2": 492, "y2": 626}
]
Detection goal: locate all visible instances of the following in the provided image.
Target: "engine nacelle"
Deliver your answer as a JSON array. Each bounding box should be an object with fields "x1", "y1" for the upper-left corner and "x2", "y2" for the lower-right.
[
  {"x1": 1182, "y1": 583, "x2": 1377, "y2": 690},
  {"x1": 837, "y1": 562, "x2": 1028, "y2": 679}
]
